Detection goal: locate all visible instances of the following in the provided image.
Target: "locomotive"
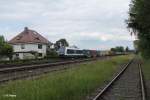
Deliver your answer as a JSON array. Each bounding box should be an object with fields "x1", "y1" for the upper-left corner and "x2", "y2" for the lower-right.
[
  {"x1": 57, "y1": 47, "x2": 112, "y2": 58},
  {"x1": 58, "y1": 47, "x2": 84, "y2": 58}
]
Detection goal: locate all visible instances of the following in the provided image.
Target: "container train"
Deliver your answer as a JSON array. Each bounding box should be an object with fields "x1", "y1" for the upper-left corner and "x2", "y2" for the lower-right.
[{"x1": 57, "y1": 47, "x2": 119, "y2": 58}]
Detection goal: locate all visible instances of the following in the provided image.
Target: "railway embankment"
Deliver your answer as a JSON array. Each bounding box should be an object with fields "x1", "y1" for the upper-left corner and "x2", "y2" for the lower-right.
[{"x1": 0, "y1": 55, "x2": 132, "y2": 100}]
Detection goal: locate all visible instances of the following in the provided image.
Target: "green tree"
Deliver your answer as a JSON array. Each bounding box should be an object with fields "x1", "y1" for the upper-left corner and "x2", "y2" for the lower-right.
[
  {"x1": 0, "y1": 36, "x2": 5, "y2": 47},
  {"x1": 125, "y1": 46, "x2": 129, "y2": 52},
  {"x1": 0, "y1": 36, "x2": 5, "y2": 56},
  {"x1": 116, "y1": 46, "x2": 124, "y2": 52},
  {"x1": 46, "y1": 49, "x2": 58, "y2": 58},
  {"x1": 54, "y1": 38, "x2": 69, "y2": 50},
  {"x1": 110, "y1": 48, "x2": 116, "y2": 52},
  {"x1": 0, "y1": 35, "x2": 13, "y2": 60},
  {"x1": 1, "y1": 43, "x2": 13, "y2": 59},
  {"x1": 127, "y1": 0, "x2": 150, "y2": 58},
  {"x1": 110, "y1": 46, "x2": 125, "y2": 52},
  {"x1": 0, "y1": 36, "x2": 5, "y2": 43}
]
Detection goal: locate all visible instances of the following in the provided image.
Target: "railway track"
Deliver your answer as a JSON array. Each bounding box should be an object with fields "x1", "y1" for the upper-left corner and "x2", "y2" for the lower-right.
[
  {"x1": 0, "y1": 58, "x2": 98, "y2": 74},
  {"x1": 0, "y1": 57, "x2": 109, "y2": 84},
  {"x1": 0, "y1": 58, "x2": 88, "y2": 68},
  {"x1": 92, "y1": 59, "x2": 146, "y2": 100}
]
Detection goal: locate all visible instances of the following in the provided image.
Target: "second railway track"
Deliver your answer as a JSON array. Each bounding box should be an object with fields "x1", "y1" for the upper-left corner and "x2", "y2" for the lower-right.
[
  {"x1": 0, "y1": 58, "x2": 97, "y2": 74},
  {"x1": 93, "y1": 58, "x2": 146, "y2": 100},
  {"x1": 0, "y1": 57, "x2": 110, "y2": 84}
]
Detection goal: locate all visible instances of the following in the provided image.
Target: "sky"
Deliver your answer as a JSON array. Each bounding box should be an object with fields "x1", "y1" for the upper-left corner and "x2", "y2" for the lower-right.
[{"x1": 0, "y1": 0, "x2": 134, "y2": 50}]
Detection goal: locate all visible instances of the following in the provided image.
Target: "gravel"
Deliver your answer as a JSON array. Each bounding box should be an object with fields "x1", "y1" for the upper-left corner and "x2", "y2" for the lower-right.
[{"x1": 90, "y1": 59, "x2": 142, "y2": 100}]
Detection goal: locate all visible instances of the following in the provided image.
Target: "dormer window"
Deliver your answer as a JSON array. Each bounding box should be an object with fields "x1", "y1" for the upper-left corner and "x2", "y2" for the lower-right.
[
  {"x1": 21, "y1": 44, "x2": 25, "y2": 49},
  {"x1": 35, "y1": 37, "x2": 40, "y2": 40},
  {"x1": 17, "y1": 36, "x2": 22, "y2": 40},
  {"x1": 38, "y1": 44, "x2": 42, "y2": 49},
  {"x1": 33, "y1": 31, "x2": 37, "y2": 34}
]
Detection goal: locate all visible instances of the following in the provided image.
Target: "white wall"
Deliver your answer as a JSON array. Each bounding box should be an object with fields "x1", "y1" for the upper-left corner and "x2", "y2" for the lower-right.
[{"x1": 12, "y1": 43, "x2": 47, "y2": 59}]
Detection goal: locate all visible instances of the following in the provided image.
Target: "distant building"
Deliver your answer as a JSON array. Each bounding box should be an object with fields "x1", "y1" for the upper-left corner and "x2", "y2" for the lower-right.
[{"x1": 9, "y1": 27, "x2": 52, "y2": 59}]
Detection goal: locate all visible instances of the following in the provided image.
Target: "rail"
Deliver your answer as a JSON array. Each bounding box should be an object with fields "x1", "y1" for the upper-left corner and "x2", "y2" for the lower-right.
[
  {"x1": 93, "y1": 59, "x2": 146, "y2": 100},
  {"x1": 139, "y1": 63, "x2": 146, "y2": 100}
]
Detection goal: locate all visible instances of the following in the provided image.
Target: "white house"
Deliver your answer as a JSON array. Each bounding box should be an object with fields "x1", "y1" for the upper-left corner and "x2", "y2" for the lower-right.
[{"x1": 9, "y1": 27, "x2": 51, "y2": 59}]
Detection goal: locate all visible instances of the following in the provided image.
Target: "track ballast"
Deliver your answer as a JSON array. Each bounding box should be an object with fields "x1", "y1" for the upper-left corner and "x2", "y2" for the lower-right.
[{"x1": 92, "y1": 59, "x2": 146, "y2": 100}]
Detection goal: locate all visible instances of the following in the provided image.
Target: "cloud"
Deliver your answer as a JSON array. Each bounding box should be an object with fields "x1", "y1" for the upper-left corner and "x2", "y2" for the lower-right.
[{"x1": 0, "y1": 0, "x2": 134, "y2": 50}]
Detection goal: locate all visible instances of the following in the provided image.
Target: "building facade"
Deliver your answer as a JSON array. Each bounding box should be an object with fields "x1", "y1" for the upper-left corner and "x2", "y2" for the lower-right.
[{"x1": 9, "y1": 27, "x2": 51, "y2": 59}]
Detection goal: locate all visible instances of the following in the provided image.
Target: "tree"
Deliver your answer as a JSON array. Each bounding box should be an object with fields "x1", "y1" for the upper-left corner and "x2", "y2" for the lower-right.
[
  {"x1": 0, "y1": 35, "x2": 13, "y2": 60},
  {"x1": 110, "y1": 46, "x2": 125, "y2": 53},
  {"x1": 127, "y1": 0, "x2": 150, "y2": 58},
  {"x1": 0, "y1": 36, "x2": 5, "y2": 56},
  {"x1": 116, "y1": 46, "x2": 124, "y2": 52},
  {"x1": 125, "y1": 46, "x2": 129, "y2": 52},
  {"x1": 54, "y1": 38, "x2": 69, "y2": 50},
  {"x1": 110, "y1": 48, "x2": 116, "y2": 52},
  {"x1": 0, "y1": 36, "x2": 4, "y2": 55},
  {"x1": 1, "y1": 43, "x2": 13, "y2": 59},
  {"x1": 46, "y1": 49, "x2": 58, "y2": 58},
  {"x1": 0, "y1": 36, "x2": 4, "y2": 43},
  {"x1": 0, "y1": 36, "x2": 5, "y2": 48}
]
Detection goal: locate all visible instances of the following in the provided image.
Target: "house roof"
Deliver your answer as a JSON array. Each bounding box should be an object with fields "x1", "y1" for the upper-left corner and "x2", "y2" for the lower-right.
[{"x1": 9, "y1": 27, "x2": 51, "y2": 44}]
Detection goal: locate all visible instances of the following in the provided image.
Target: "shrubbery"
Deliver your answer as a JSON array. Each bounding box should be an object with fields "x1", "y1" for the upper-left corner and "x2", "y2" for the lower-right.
[
  {"x1": 127, "y1": 0, "x2": 150, "y2": 58},
  {"x1": 46, "y1": 49, "x2": 59, "y2": 58},
  {"x1": 0, "y1": 36, "x2": 13, "y2": 60}
]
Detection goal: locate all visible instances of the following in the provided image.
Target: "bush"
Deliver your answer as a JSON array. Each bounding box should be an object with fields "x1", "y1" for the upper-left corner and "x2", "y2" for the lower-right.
[{"x1": 46, "y1": 49, "x2": 59, "y2": 58}]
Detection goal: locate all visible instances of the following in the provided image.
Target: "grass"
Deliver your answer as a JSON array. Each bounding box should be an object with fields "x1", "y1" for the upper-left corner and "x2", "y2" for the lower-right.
[
  {"x1": 0, "y1": 55, "x2": 133, "y2": 100},
  {"x1": 141, "y1": 57, "x2": 150, "y2": 99},
  {"x1": 141, "y1": 59, "x2": 150, "y2": 80},
  {"x1": 138, "y1": 53, "x2": 150, "y2": 80}
]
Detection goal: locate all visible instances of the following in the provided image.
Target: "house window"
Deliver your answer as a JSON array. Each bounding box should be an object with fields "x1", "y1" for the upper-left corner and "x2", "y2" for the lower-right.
[
  {"x1": 38, "y1": 53, "x2": 43, "y2": 57},
  {"x1": 38, "y1": 44, "x2": 42, "y2": 49},
  {"x1": 21, "y1": 44, "x2": 25, "y2": 49},
  {"x1": 16, "y1": 53, "x2": 19, "y2": 57},
  {"x1": 47, "y1": 45, "x2": 50, "y2": 48}
]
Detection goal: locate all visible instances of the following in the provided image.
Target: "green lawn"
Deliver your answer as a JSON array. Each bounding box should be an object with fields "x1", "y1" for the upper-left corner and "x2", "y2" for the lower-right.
[{"x1": 0, "y1": 55, "x2": 133, "y2": 100}]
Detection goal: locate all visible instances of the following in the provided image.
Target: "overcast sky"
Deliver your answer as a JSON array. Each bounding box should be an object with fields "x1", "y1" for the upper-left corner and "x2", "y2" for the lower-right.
[{"x1": 0, "y1": 0, "x2": 134, "y2": 50}]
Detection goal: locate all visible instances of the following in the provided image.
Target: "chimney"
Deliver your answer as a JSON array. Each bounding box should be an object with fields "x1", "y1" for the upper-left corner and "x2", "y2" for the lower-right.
[{"x1": 24, "y1": 27, "x2": 29, "y2": 33}]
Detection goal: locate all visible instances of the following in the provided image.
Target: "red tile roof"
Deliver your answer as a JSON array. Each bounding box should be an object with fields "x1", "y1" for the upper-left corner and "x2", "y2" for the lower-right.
[{"x1": 9, "y1": 27, "x2": 50, "y2": 44}]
